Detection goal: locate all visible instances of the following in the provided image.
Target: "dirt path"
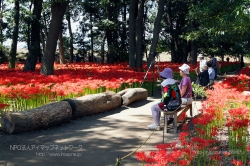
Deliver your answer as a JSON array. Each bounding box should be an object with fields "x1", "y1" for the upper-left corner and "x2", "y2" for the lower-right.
[{"x1": 0, "y1": 90, "x2": 202, "y2": 166}]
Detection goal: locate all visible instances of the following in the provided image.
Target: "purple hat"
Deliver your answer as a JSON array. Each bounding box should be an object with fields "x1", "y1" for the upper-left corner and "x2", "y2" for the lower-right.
[{"x1": 159, "y1": 68, "x2": 173, "y2": 79}]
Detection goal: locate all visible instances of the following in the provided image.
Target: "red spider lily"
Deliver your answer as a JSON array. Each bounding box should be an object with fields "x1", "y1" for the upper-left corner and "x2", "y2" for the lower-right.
[
  {"x1": 231, "y1": 159, "x2": 244, "y2": 166},
  {"x1": 211, "y1": 127, "x2": 218, "y2": 137},
  {"x1": 178, "y1": 111, "x2": 187, "y2": 122},
  {"x1": 246, "y1": 145, "x2": 250, "y2": 152},
  {"x1": 238, "y1": 66, "x2": 250, "y2": 76},
  {"x1": 210, "y1": 154, "x2": 222, "y2": 162},
  {"x1": 179, "y1": 134, "x2": 194, "y2": 147},
  {"x1": 156, "y1": 142, "x2": 177, "y2": 150},
  {"x1": 228, "y1": 108, "x2": 250, "y2": 119},
  {"x1": 191, "y1": 113, "x2": 215, "y2": 126},
  {"x1": 0, "y1": 103, "x2": 9, "y2": 109},
  {"x1": 191, "y1": 137, "x2": 215, "y2": 149},
  {"x1": 223, "y1": 151, "x2": 230, "y2": 157},
  {"x1": 181, "y1": 123, "x2": 189, "y2": 131},
  {"x1": 177, "y1": 159, "x2": 190, "y2": 166},
  {"x1": 135, "y1": 151, "x2": 147, "y2": 161}
]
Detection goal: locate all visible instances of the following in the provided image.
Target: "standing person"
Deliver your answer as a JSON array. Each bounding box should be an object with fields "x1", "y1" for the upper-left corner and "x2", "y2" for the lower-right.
[
  {"x1": 207, "y1": 62, "x2": 215, "y2": 84},
  {"x1": 209, "y1": 54, "x2": 219, "y2": 79},
  {"x1": 178, "y1": 64, "x2": 193, "y2": 105},
  {"x1": 196, "y1": 65, "x2": 209, "y2": 87},
  {"x1": 197, "y1": 53, "x2": 207, "y2": 73},
  {"x1": 147, "y1": 68, "x2": 181, "y2": 130},
  {"x1": 195, "y1": 53, "x2": 207, "y2": 84}
]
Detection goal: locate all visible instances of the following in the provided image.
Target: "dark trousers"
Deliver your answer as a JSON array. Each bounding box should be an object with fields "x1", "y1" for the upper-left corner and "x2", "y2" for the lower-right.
[{"x1": 214, "y1": 69, "x2": 218, "y2": 79}]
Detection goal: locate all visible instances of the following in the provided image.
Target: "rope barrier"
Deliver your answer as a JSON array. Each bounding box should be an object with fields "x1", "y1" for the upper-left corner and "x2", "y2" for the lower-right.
[{"x1": 115, "y1": 128, "x2": 156, "y2": 166}]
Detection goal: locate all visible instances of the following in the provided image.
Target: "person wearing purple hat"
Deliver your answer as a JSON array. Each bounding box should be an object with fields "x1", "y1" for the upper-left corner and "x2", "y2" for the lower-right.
[{"x1": 147, "y1": 68, "x2": 182, "y2": 130}]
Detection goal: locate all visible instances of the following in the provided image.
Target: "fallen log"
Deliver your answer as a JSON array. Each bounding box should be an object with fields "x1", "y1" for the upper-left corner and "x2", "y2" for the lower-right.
[
  {"x1": 64, "y1": 91, "x2": 121, "y2": 119},
  {"x1": 1, "y1": 101, "x2": 72, "y2": 134},
  {"x1": 117, "y1": 88, "x2": 148, "y2": 106}
]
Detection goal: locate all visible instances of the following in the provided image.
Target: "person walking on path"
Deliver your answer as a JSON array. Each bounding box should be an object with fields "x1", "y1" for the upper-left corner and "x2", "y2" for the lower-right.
[{"x1": 147, "y1": 68, "x2": 181, "y2": 130}]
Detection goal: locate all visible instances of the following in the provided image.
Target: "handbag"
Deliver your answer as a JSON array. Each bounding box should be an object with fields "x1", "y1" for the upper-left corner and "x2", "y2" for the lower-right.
[
  {"x1": 166, "y1": 99, "x2": 181, "y2": 111},
  {"x1": 163, "y1": 84, "x2": 182, "y2": 111}
]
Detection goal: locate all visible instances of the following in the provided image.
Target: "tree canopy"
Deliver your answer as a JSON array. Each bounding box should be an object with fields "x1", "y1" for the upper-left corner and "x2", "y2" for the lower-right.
[{"x1": 0, "y1": 0, "x2": 249, "y2": 74}]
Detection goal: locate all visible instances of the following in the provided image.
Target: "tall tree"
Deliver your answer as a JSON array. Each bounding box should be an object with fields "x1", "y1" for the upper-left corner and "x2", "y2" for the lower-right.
[
  {"x1": 8, "y1": 0, "x2": 19, "y2": 68},
  {"x1": 23, "y1": 0, "x2": 43, "y2": 71},
  {"x1": 148, "y1": 0, "x2": 165, "y2": 67},
  {"x1": 58, "y1": 28, "x2": 66, "y2": 64},
  {"x1": 135, "y1": 0, "x2": 145, "y2": 70},
  {"x1": 66, "y1": 8, "x2": 73, "y2": 63},
  {"x1": 105, "y1": 0, "x2": 120, "y2": 64},
  {"x1": 40, "y1": 1, "x2": 68, "y2": 75},
  {"x1": 128, "y1": 0, "x2": 138, "y2": 68},
  {"x1": 0, "y1": 0, "x2": 7, "y2": 63}
]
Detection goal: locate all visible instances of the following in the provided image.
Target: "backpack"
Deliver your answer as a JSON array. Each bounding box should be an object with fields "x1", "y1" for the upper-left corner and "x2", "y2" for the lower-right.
[{"x1": 164, "y1": 84, "x2": 182, "y2": 111}]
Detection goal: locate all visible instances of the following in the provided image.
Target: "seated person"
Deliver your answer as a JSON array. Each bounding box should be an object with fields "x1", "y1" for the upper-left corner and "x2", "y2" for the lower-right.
[
  {"x1": 207, "y1": 61, "x2": 215, "y2": 84},
  {"x1": 178, "y1": 64, "x2": 193, "y2": 105},
  {"x1": 147, "y1": 68, "x2": 181, "y2": 130},
  {"x1": 196, "y1": 65, "x2": 209, "y2": 87}
]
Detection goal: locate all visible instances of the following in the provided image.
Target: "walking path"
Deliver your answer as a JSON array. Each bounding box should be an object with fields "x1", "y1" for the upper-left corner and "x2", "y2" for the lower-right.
[{"x1": 0, "y1": 88, "x2": 203, "y2": 166}]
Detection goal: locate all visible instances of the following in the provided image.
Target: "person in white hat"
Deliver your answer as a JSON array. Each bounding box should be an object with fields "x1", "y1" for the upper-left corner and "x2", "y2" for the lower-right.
[
  {"x1": 197, "y1": 53, "x2": 207, "y2": 73},
  {"x1": 195, "y1": 64, "x2": 209, "y2": 87},
  {"x1": 178, "y1": 64, "x2": 193, "y2": 105},
  {"x1": 147, "y1": 68, "x2": 182, "y2": 130}
]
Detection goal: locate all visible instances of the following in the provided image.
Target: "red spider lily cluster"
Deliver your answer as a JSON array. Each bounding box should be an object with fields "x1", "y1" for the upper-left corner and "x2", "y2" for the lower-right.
[
  {"x1": 0, "y1": 62, "x2": 152, "y2": 111},
  {"x1": 0, "y1": 61, "x2": 211, "y2": 111},
  {"x1": 135, "y1": 65, "x2": 250, "y2": 166}
]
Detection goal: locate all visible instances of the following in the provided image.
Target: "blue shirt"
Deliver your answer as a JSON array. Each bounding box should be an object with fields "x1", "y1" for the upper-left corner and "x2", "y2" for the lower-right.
[{"x1": 208, "y1": 67, "x2": 215, "y2": 80}]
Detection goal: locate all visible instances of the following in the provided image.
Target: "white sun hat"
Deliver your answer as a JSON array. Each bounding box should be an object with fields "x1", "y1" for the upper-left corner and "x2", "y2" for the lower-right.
[
  {"x1": 198, "y1": 54, "x2": 204, "y2": 58},
  {"x1": 179, "y1": 64, "x2": 190, "y2": 74}
]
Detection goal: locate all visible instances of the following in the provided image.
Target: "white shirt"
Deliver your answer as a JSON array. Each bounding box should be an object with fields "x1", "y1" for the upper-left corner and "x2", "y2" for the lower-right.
[
  {"x1": 161, "y1": 78, "x2": 175, "y2": 87},
  {"x1": 199, "y1": 59, "x2": 207, "y2": 72}
]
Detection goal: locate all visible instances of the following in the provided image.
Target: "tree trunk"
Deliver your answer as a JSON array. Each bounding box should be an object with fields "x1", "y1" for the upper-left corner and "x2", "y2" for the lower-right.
[
  {"x1": 26, "y1": 2, "x2": 32, "y2": 51},
  {"x1": 1, "y1": 101, "x2": 72, "y2": 134},
  {"x1": 64, "y1": 91, "x2": 121, "y2": 119},
  {"x1": 240, "y1": 54, "x2": 244, "y2": 68},
  {"x1": 0, "y1": 0, "x2": 5, "y2": 64},
  {"x1": 58, "y1": 29, "x2": 66, "y2": 64},
  {"x1": 23, "y1": 0, "x2": 42, "y2": 71},
  {"x1": 90, "y1": 11, "x2": 94, "y2": 62},
  {"x1": 8, "y1": 0, "x2": 19, "y2": 69},
  {"x1": 190, "y1": 40, "x2": 197, "y2": 64},
  {"x1": 121, "y1": 0, "x2": 127, "y2": 58},
  {"x1": 167, "y1": 3, "x2": 176, "y2": 63},
  {"x1": 183, "y1": 40, "x2": 190, "y2": 62},
  {"x1": 100, "y1": 32, "x2": 106, "y2": 64},
  {"x1": 128, "y1": 0, "x2": 138, "y2": 68},
  {"x1": 135, "y1": 0, "x2": 145, "y2": 70},
  {"x1": 106, "y1": 1, "x2": 119, "y2": 64},
  {"x1": 40, "y1": 29, "x2": 45, "y2": 54},
  {"x1": 148, "y1": 0, "x2": 165, "y2": 67},
  {"x1": 40, "y1": 2, "x2": 68, "y2": 75},
  {"x1": 66, "y1": 10, "x2": 74, "y2": 63}
]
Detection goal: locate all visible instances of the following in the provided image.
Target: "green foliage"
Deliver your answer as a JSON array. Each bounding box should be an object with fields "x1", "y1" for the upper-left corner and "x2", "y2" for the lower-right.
[
  {"x1": 192, "y1": 82, "x2": 207, "y2": 98},
  {"x1": 188, "y1": 0, "x2": 250, "y2": 38}
]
